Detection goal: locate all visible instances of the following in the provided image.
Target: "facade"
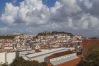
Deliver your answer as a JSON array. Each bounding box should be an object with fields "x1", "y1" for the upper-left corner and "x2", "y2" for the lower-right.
[
  {"x1": 0, "y1": 39, "x2": 15, "y2": 51},
  {"x1": 45, "y1": 48, "x2": 78, "y2": 66},
  {"x1": 31, "y1": 33, "x2": 82, "y2": 50},
  {"x1": 0, "y1": 32, "x2": 83, "y2": 66},
  {"x1": 18, "y1": 48, "x2": 75, "y2": 63},
  {"x1": 0, "y1": 52, "x2": 16, "y2": 64},
  {"x1": 0, "y1": 33, "x2": 83, "y2": 53}
]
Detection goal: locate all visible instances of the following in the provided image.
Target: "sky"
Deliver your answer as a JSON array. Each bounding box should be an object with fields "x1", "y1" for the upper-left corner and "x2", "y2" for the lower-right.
[{"x1": 0, "y1": 0, "x2": 99, "y2": 37}]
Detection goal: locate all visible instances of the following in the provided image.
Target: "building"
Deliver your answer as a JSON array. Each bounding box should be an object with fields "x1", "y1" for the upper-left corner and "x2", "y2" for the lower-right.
[
  {"x1": 46, "y1": 51, "x2": 78, "y2": 66},
  {"x1": 0, "y1": 52, "x2": 16, "y2": 64},
  {"x1": 18, "y1": 48, "x2": 74, "y2": 62},
  {"x1": 0, "y1": 35, "x2": 16, "y2": 51}
]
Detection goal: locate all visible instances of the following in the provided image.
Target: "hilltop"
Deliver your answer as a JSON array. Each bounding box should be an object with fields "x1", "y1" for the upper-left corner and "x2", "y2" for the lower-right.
[{"x1": 37, "y1": 31, "x2": 74, "y2": 36}]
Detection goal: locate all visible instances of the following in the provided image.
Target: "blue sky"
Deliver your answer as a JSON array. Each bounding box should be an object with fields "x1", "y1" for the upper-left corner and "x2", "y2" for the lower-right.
[
  {"x1": 0, "y1": 0, "x2": 99, "y2": 37},
  {"x1": 0, "y1": 0, "x2": 57, "y2": 13},
  {"x1": 42, "y1": 0, "x2": 57, "y2": 7},
  {"x1": 0, "y1": 0, "x2": 57, "y2": 32},
  {"x1": 0, "y1": 0, "x2": 22, "y2": 13}
]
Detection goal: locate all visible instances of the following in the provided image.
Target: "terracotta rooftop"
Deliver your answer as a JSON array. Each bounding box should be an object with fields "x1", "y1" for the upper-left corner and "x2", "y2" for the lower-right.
[{"x1": 47, "y1": 51, "x2": 73, "y2": 59}]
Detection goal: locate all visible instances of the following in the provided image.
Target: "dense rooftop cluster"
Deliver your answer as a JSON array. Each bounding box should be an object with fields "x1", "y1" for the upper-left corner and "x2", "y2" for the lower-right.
[{"x1": 0, "y1": 32, "x2": 83, "y2": 66}]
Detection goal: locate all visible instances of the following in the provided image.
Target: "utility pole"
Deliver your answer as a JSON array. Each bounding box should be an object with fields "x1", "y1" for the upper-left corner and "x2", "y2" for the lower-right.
[{"x1": 5, "y1": 51, "x2": 7, "y2": 65}]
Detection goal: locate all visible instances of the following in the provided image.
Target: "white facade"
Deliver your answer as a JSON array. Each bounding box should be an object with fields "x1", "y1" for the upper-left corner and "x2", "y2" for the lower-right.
[
  {"x1": 20, "y1": 48, "x2": 70, "y2": 62},
  {"x1": 0, "y1": 52, "x2": 16, "y2": 64},
  {"x1": 50, "y1": 53, "x2": 78, "y2": 66}
]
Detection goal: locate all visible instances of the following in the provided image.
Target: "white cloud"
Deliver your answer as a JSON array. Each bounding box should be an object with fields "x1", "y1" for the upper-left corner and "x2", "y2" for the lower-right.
[
  {"x1": 1, "y1": 3, "x2": 19, "y2": 25},
  {"x1": 0, "y1": 0, "x2": 99, "y2": 36},
  {"x1": 83, "y1": 0, "x2": 93, "y2": 9},
  {"x1": 79, "y1": 0, "x2": 93, "y2": 9},
  {"x1": 59, "y1": 0, "x2": 81, "y2": 13},
  {"x1": 0, "y1": 27, "x2": 8, "y2": 33},
  {"x1": 50, "y1": 1, "x2": 62, "y2": 13},
  {"x1": 1, "y1": 0, "x2": 50, "y2": 26}
]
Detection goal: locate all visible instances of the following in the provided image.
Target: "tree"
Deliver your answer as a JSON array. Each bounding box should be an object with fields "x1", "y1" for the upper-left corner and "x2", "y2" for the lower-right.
[
  {"x1": 10, "y1": 57, "x2": 26, "y2": 66},
  {"x1": 2, "y1": 64, "x2": 8, "y2": 66},
  {"x1": 31, "y1": 60, "x2": 39, "y2": 66},
  {"x1": 2, "y1": 56, "x2": 48, "y2": 66},
  {"x1": 78, "y1": 45, "x2": 99, "y2": 66},
  {"x1": 9, "y1": 57, "x2": 48, "y2": 66},
  {"x1": 40, "y1": 62, "x2": 48, "y2": 66}
]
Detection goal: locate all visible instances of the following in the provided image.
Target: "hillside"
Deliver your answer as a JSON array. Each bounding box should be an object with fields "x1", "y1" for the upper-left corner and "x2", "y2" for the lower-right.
[
  {"x1": 0, "y1": 36, "x2": 15, "y2": 39},
  {"x1": 37, "y1": 31, "x2": 74, "y2": 36}
]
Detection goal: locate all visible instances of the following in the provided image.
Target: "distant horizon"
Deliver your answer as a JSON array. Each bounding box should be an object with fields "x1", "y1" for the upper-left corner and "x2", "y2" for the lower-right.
[{"x1": 0, "y1": 31, "x2": 98, "y2": 38}]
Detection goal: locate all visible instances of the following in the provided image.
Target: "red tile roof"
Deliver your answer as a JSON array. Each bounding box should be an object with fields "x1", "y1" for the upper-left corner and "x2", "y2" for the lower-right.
[{"x1": 47, "y1": 51, "x2": 73, "y2": 59}]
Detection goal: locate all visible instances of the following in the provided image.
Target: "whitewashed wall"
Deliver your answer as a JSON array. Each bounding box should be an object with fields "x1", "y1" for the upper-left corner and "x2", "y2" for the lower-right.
[
  {"x1": 50, "y1": 53, "x2": 78, "y2": 65},
  {"x1": 23, "y1": 48, "x2": 69, "y2": 62},
  {"x1": 0, "y1": 52, "x2": 16, "y2": 64},
  {"x1": 0, "y1": 52, "x2": 5, "y2": 64}
]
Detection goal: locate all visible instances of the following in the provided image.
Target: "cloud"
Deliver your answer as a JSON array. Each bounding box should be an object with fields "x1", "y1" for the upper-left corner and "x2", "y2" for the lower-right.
[
  {"x1": 0, "y1": 27, "x2": 8, "y2": 34},
  {"x1": 1, "y1": 3, "x2": 19, "y2": 25},
  {"x1": 0, "y1": 0, "x2": 99, "y2": 36},
  {"x1": 78, "y1": 0, "x2": 99, "y2": 17}
]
